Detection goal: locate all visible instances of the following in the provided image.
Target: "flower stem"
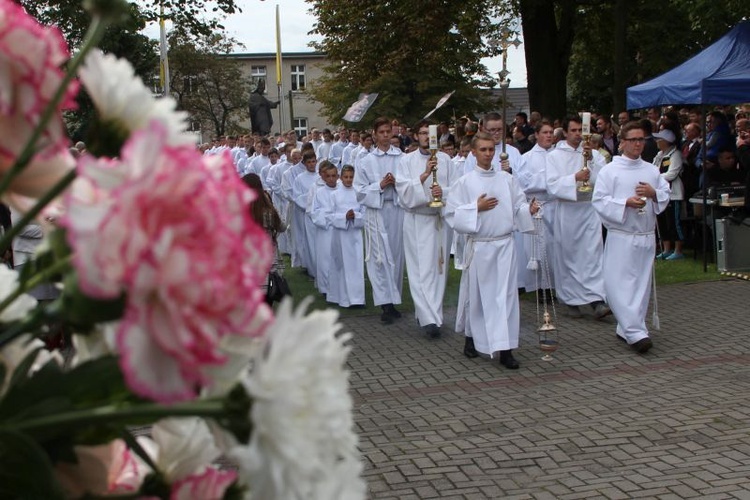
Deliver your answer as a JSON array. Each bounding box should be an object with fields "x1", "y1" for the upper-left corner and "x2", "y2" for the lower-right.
[
  {"x1": 0, "y1": 169, "x2": 76, "y2": 254},
  {"x1": 0, "y1": 254, "x2": 71, "y2": 323},
  {"x1": 7, "y1": 400, "x2": 226, "y2": 436},
  {"x1": 0, "y1": 15, "x2": 107, "y2": 198}
]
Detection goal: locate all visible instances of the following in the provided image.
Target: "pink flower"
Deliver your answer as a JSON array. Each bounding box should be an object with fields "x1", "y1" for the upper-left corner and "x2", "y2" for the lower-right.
[
  {"x1": 0, "y1": 1, "x2": 77, "y2": 199},
  {"x1": 53, "y1": 440, "x2": 147, "y2": 497},
  {"x1": 62, "y1": 120, "x2": 273, "y2": 403},
  {"x1": 170, "y1": 468, "x2": 237, "y2": 500}
]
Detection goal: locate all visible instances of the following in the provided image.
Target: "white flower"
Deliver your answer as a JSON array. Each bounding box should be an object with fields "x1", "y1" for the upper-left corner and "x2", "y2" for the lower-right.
[
  {"x1": 70, "y1": 322, "x2": 117, "y2": 367},
  {"x1": 0, "y1": 266, "x2": 38, "y2": 323},
  {"x1": 149, "y1": 417, "x2": 222, "y2": 481},
  {"x1": 0, "y1": 334, "x2": 61, "y2": 395},
  {"x1": 78, "y1": 50, "x2": 191, "y2": 146},
  {"x1": 230, "y1": 298, "x2": 365, "y2": 500}
]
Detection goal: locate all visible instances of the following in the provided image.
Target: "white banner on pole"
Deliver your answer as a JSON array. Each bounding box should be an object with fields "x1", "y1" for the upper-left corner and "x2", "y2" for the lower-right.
[
  {"x1": 423, "y1": 91, "x2": 455, "y2": 119},
  {"x1": 343, "y1": 93, "x2": 378, "y2": 122}
]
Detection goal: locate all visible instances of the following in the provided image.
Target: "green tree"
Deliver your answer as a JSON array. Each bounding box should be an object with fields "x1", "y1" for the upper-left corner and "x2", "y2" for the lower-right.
[
  {"x1": 566, "y1": 0, "x2": 750, "y2": 115},
  {"x1": 306, "y1": 0, "x2": 512, "y2": 126},
  {"x1": 168, "y1": 29, "x2": 252, "y2": 138}
]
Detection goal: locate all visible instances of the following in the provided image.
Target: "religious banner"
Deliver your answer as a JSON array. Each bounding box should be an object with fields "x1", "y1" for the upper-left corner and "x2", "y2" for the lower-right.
[
  {"x1": 343, "y1": 93, "x2": 378, "y2": 122},
  {"x1": 423, "y1": 91, "x2": 455, "y2": 119}
]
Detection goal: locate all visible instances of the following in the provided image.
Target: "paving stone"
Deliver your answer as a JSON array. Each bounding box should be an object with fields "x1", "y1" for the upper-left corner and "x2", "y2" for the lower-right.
[{"x1": 340, "y1": 279, "x2": 750, "y2": 497}]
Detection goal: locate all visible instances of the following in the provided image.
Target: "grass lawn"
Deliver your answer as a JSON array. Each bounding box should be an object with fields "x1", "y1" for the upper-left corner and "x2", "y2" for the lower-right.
[{"x1": 280, "y1": 247, "x2": 725, "y2": 317}]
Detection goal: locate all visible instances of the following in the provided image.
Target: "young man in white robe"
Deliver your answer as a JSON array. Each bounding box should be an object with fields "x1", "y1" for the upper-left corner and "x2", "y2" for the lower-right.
[
  {"x1": 327, "y1": 165, "x2": 366, "y2": 307},
  {"x1": 354, "y1": 117, "x2": 404, "y2": 324},
  {"x1": 446, "y1": 132, "x2": 539, "y2": 369},
  {"x1": 546, "y1": 116, "x2": 612, "y2": 320},
  {"x1": 291, "y1": 151, "x2": 319, "y2": 275},
  {"x1": 311, "y1": 162, "x2": 339, "y2": 295},
  {"x1": 281, "y1": 149, "x2": 306, "y2": 267},
  {"x1": 247, "y1": 138, "x2": 271, "y2": 176},
  {"x1": 395, "y1": 120, "x2": 460, "y2": 338},
  {"x1": 592, "y1": 121, "x2": 670, "y2": 354},
  {"x1": 516, "y1": 121, "x2": 557, "y2": 298},
  {"x1": 462, "y1": 112, "x2": 528, "y2": 290},
  {"x1": 341, "y1": 130, "x2": 360, "y2": 168},
  {"x1": 267, "y1": 145, "x2": 295, "y2": 254}
]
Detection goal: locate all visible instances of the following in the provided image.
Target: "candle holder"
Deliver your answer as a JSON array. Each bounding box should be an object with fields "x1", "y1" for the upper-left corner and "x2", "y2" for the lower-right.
[{"x1": 427, "y1": 124, "x2": 444, "y2": 208}]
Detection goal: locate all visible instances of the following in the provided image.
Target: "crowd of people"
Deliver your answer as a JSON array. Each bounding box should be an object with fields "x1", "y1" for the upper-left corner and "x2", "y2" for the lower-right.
[{"x1": 197, "y1": 105, "x2": 749, "y2": 369}]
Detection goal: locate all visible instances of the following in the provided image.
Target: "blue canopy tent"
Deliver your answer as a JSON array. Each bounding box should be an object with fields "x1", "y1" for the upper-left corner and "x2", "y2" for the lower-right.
[
  {"x1": 627, "y1": 21, "x2": 750, "y2": 272},
  {"x1": 627, "y1": 20, "x2": 750, "y2": 108}
]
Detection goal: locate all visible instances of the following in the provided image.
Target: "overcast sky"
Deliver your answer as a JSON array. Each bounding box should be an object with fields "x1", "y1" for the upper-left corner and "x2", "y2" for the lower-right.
[{"x1": 146, "y1": 0, "x2": 528, "y2": 86}]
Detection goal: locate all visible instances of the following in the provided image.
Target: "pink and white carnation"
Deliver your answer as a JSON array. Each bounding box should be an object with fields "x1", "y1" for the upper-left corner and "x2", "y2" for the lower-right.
[
  {"x1": 62, "y1": 120, "x2": 273, "y2": 403},
  {"x1": 141, "y1": 418, "x2": 238, "y2": 500},
  {"x1": 53, "y1": 440, "x2": 147, "y2": 497},
  {"x1": 0, "y1": 0, "x2": 77, "y2": 199},
  {"x1": 78, "y1": 50, "x2": 192, "y2": 146}
]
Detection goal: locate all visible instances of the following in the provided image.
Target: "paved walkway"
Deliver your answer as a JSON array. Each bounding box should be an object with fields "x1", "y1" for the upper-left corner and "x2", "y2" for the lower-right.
[{"x1": 341, "y1": 279, "x2": 750, "y2": 499}]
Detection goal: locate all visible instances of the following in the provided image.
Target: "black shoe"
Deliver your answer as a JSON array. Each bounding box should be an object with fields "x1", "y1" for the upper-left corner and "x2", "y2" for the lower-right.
[
  {"x1": 631, "y1": 337, "x2": 653, "y2": 354},
  {"x1": 592, "y1": 301, "x2": 612, "y2": 320},
  {"x1": 616, "y1": 334, "x2": 627, "y2": 343},
  {"x1": 463, "y1": 337, "x2": 478, "y2": 358},
  {"x1": 567, "y1": 305, "x2": 583, "y2": 318},
  {"x1": 499, "y1": 349, "x2": 520, "y2": 369},
  {"x1": 422, "y1": 324, "x2": 441, "y2": 339},
  {"x1": 385, "y1": 304, "x2": 402, "y2": 319},
  {"x1": 380, "y1": 307, "x2": 394, "y2": 324}
]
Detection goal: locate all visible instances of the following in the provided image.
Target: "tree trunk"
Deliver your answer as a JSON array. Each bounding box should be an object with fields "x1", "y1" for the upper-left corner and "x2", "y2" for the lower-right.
[
  {"x1": 519, "y1": 0, "x2": 577, "y2": 119},
  {"x1": 612, "y1": 0, "x2": 627, "y2": 113}
]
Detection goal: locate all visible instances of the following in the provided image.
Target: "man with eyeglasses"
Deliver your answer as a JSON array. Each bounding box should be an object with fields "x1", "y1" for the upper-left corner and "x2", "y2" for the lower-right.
[
  {"x1": 546, "y1": 115, "x2": 611, "y2": 320},
  {"x1": 592, "y1": 121, "x2": 670, "y2": 354}
]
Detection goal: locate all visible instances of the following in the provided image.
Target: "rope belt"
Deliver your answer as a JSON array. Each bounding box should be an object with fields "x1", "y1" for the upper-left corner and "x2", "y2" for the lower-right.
[{"x1": 463, "y1": 233, "x2": 511, "y2": 270}]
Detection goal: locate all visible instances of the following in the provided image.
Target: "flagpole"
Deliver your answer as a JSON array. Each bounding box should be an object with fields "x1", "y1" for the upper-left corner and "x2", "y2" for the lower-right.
[
  {"x1": 159, "y1": 4, "x2": 170, "y2": 97},
  {"x1": 275, "y1": 4, "x2": 284, "y2": 135}
]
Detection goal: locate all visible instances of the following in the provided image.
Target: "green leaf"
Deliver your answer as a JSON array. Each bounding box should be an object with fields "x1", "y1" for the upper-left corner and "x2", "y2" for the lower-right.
[
  {"x1": 7, "y1": 346, "x2": 43, "y2": 390},
  {"x1": 60, "y1": 273, "x2": 126, "y2": 328},
  {"x1": 0, "y1": 430, "x2": 65, "y2": 500}
]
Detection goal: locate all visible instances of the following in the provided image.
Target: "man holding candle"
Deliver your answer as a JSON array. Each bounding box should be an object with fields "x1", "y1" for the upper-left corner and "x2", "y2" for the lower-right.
[
  {"x1": 395, "y1": 120, "x2": 460, "y2": 338},
  {"x1": 546, "y1": 114, "x2": 611, "y2": 320}
]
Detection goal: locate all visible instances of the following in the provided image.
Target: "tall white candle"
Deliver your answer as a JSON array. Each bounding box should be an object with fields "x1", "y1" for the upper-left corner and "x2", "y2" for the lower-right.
[
  {"x1": 428, "y1": 125, "x2": 439, "y2": 150},
  {"x1": 581, "y1": 112, "x2": 591, "y2": 135}
]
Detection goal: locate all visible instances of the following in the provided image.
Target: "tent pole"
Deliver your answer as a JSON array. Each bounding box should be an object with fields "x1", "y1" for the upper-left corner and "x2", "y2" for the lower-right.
[{"x1": 701, "y1": 103, "x2": 708, "y2": 273}]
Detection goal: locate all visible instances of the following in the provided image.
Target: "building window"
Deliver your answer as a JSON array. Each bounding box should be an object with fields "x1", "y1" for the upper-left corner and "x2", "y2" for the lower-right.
[
  {"x1": 251, "y1": 65, "x2": 267, "y2": 92},
  {"x1": 293, "y1": 118, "x2": 308, "y2": 139},
  {"x1": 291, "y1": 64, "x2": 305, "y2": 91}
]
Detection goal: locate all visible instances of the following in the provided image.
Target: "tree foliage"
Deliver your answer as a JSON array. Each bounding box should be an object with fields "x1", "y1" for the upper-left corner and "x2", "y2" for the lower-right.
[
  {"x1": 306, "y1": 0, "x2": 513, "y2": 127},
  {"x1": 567, "y1": 0, "x2": 750, "y2": 115},
  {"x1": 168, "y1": 28, "x2": 252, "y2": 138},
  {"x1": 17, "y1": 0, "x2": 241, "y2": 44}
]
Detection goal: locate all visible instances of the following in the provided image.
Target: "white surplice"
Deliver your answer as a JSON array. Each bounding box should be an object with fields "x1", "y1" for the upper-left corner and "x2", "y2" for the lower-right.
[
  {"x1": 281, "y1": 162, "x2": 305, "y2": 267},
  {"x1": 327, "y1": 186, "x2": 366, "y2": 307},
  {"x1": 311, "y1": 183, "x2": 339, "y2": 294},
  {"x1": 592, "y1": 156, "x2": 670, "y2": 344},
  {"x1": 446, "y1": 166, "x2": 534, "y2": 356},
  {"x1": 517, "y1": 143, "x2": 556, "y2": 292},
  {"x1": 546, "y1": 141, "x2": 607, "y2": 306},
  {"x1": 354, "y1": 145, "x2": 404, "y2": 306},
  {"x1": 464, "y1": 143, "x2": 527, "y2": 288},
  {"x1": 292, "y1": 170, "x2": 318, "y2": 274},
  {"x1": 395, "y1": 149, "x2": 459, "y2": 327},
  {"x1": 268, "y1": 160, "x2": 292, "y2": 254}
]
